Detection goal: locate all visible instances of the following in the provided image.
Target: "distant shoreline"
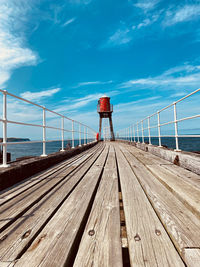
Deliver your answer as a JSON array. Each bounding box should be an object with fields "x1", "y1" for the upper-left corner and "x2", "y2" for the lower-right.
[{"x1": 0, "y1": 137, "x2": 30, "y2": 142}]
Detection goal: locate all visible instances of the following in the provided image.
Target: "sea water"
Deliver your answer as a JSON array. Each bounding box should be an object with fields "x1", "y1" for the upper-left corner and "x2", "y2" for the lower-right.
[
  {"x1": 3, "y1": 137, "x2": 200, "y2": 162},
  {"x1": 5, "y1": 139, "x2": 92, "y2": 162}
]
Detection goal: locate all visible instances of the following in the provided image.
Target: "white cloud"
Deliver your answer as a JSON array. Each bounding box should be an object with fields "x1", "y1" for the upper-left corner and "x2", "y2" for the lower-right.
[
  {"x1": 114, "y1": 96, "x2": 161, "y2": 112},
  {"x1": 69, "y1": 0, "x2": 92, "y2": 4},
  {"x1": 162, "y1": 64, "x2": 200, "y2": 76},
  {"x1": 55, "y1": 90, "x2": 118, "y2": 113},
  {"x1": 137, "y1": 18, "x2": 151, "y2": 29},
  {"x1": 103, "y1": 28, "x2": 132, "y2": 47},
  {"x1": 169, "y1": 92, "x2": 186, "y2": 98},
  {"x1": 137, "y1": 14, "x2": 159, "y2": 29},
  {"x1": 120, "y1": 78, "x2": 157, "y2": 88},
  {"x1": 103, "y1": 12, "x2": 160, "y2": 48},
  {"x1": 74, "y1": 93, "x2": 105, "y2": 102},
  {"x1": 0, "y1": 0, "x2": 38, "y2": 87},
  {"x1": 75, "y1": 80, "x2": 113, "y2": 87},
  {"x1": 120, "y1": 64, "x2": 200, "y2": 89},
  {"x1": 62, "y1": 17, "x2": 76, "y2": 27},
  {"x1": 20, "y1": 88, "x2": 60, "y2": 101},
  {"x1": 65, "y1": 93, "x2": 103, "y2": 110},
  {"x1": 164, "y1": 5, "x2": 200, "y2": 26},
  {"x1": 113, "y1": 96, "x2": 167, "y2": 130},
  {"x1": 134, "y1": 0, "x2": 160, "y2": 11}
]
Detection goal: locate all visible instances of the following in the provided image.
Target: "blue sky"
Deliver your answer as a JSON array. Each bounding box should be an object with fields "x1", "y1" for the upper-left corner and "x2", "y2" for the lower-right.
[{"x1": 1, "y1": 0, "x2": 200, "y2": 137}]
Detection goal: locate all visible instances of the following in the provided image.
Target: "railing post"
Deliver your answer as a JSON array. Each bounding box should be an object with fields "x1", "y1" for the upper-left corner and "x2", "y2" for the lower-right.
[
  {"x1": 133, "y1": 125, "x2": 136, "y2": 142},
  {"x1": 137, "y1": 122, "x2": 140, "y2": 143},
  {"x1": 72, "y1": 120, "x2": 74, "y2": 148},
  {"x1": 128, "y1": 127, "x2": 129, "y2": 142},
  {"x1": 157, "y1": 111, "x2": 162, "y2": 147},
  {"x1": 130, "y1": 126, "x2": 132, "y2": 142},
  {"x1": 173, "y1": 103, "x2": 181, "y2": 151},
  {"x1": 84, "y1": 126, "x2": 86, "y2": 145},
  {"x1": 148, "y1": 116, "x2": 151, "y2": 145},
  {"x1": 87, "y1": 128, "x2": 88, "y2": 144},
  {"x1": 41, "y1": 107, "x2": 47, "y2": 157},
  {"x1": 61, "y1": 116, "x2": 64, "y2": 151},
  {"x1": 79, "y1": 124, "x2": 81, "y2": 146},
  {"x1": 141, "y1": 120, "x2": 144, "y2": 144},
  {"x1": 1, "y1": 90, "x2": 9, "y2": 167}
]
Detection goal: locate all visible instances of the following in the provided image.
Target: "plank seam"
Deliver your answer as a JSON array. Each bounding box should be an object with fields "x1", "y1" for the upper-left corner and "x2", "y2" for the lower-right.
[
  {"x1": 119, "y1": 145, "x2": 186, "y2": 265},
  {"x1": 0, "y1": 144, "x2": 102, "y2": 206},
  {"x1": 63, "y1": 145, "x2": 110, "y2": 266},
  {"x1": 127, "y1": 146, "x2": 200, "y2": 220},
  {"x1": 0, "y1": 145, "x2": 104, "y2": 234},
  {"x1": 115, "y1": 147, "x2": 131, "y2": 267},
  {"x1": 14, "y1": 145, "x2": 107, "y2": 261}
]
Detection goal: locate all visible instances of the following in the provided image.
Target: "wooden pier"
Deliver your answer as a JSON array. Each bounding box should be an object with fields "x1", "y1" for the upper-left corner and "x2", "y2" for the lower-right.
[{"x1": 0, "y1": 142, "x2": 200, "y2": 266}]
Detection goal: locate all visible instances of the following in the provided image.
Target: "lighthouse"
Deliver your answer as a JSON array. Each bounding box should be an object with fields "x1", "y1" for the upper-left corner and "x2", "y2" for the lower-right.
[{"x1": 97, "y1": 96, "x2": 115, "y2": 141}]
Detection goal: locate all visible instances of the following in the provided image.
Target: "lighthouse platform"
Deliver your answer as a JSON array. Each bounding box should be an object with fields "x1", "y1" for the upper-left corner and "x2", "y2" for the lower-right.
[{"x1": 0, "y1": 141, "x2": 200, "y2": 267}]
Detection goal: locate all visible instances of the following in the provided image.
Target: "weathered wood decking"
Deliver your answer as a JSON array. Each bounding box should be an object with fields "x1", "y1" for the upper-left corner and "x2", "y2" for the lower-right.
[{"x1": 0, "y1": 142, "x2": 200, "y2": 266}]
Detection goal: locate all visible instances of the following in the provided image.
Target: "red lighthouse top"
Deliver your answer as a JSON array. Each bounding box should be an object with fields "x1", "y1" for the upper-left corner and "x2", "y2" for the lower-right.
[
  {"x1": 97, "y1": 95, "x2": 113, "y2": 113},
  {"x1": 97, "y1": 95, "x2": 115, "y2": 141}
]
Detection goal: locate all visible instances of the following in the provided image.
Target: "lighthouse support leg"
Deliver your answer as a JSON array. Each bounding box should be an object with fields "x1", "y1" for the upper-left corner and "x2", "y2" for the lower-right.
[
  {"x1": 109, "y1": 115, "x2": 115, "y2": 141},
  {"x1": 99, "y1": 117, "x2": 102, "y2": 141}
]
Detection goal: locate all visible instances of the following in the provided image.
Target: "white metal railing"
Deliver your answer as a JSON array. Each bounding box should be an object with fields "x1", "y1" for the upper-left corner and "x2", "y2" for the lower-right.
[
  {"x1": 0, "y1": 89, "x2": 97, "y2": 167},
  {"x1": 116, "y1": 88, "x2": 200, "y2": 151}
]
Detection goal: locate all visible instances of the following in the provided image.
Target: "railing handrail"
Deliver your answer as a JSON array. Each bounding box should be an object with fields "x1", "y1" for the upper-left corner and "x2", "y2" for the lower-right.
[
  {"x1": 116, "y1": 88, "x2": 200, "y2": 151},
  {"x1": 0, "y1": 89, "x2": 97, "y2": 167},
  {"x1": 0, "y1": 89, "x2": 95, "y2": 132},
  {"x1": 125, "y1": 88, "x2": 200, "y2": 127}
]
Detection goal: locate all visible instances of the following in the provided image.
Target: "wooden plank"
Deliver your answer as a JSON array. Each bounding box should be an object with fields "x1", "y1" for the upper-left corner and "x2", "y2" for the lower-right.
[
  {"x1": 122, "y1": 143, "x2": 200, "y2": 204},
  {"x1": 115, "y1": 144, "x2": 184, "y2": 267},
  {"x1": 0, "y1": 145, "x2": 101, "y2": 232},
  {"x1": 123, "y1": 143, "x2": 200, "y2": 218},
  {"x1": 0, "y1": 145, "x2": 105, "y2": 261},
  {"x1": 122, "y1": 143, "x2": 172, "y2": 165},
  {"x1": 0, "y1": 144, "x2": 101, "y2": 206},
  {"x1": 147, "y1": 164, "x2": 200, "y2": 219},
  {"x1": 74, "y1": 145, "x2": 123, "y2": 267},
  {"x1": 0, "y1": 261, "x2": 15, "y2": 267},
  {"x1": 160, "y1": 164, "x2": 200, "y2": 190},
  {"x1": 183, "y1": 248, "x2": 200, "y2": 267},
  {"x1": 124, "y1": 143, "x2": 200, "y2": 188},
  {"x1": 14, "y1": 145, "x2": 109, "y2": 267},
  {"x1": 121, "y1": 144, "x2": 200, "y2": 255},
  {"x1": 124, "y1": 142, "x2": 200, "y2": 189}
]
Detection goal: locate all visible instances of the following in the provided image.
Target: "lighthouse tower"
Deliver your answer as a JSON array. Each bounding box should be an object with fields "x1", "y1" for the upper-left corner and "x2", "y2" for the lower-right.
[{"x1": 97, "y1": 96, "x2": 115, "y2": 141}]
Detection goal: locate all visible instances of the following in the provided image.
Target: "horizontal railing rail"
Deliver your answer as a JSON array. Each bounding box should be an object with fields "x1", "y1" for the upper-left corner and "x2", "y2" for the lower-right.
[
  {"x1": 116, "y1": 88, "x2": 200, "y2": 151},
  {"x1": 0, "y1": 89, "x2": 97, "y2": 167}
]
